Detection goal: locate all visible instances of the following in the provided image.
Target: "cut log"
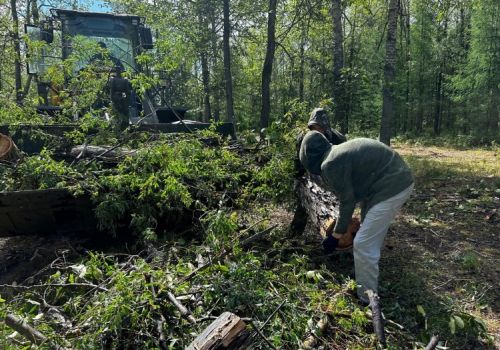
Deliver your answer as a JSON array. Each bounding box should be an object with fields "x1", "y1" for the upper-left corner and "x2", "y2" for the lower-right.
[
  {"x1": 0, "y1": 133, "x2": 21, "y2": 162},
  {"x1": 292, "y1": 175, "x2": 339, "y2": 235},
  {"x1": 70, "y1": 145, "x2": 136, "y2": 161},
  {"x1": 186, "y1": 312, "x2": 250, "y2": 350}
]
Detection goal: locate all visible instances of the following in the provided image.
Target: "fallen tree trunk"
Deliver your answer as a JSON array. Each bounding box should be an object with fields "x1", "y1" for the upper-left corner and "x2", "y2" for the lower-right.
[
  {"x1": 70, "y1": 144, "x2": 136, "y2": 161},
  {"x1": 186, "y1": 312, "x2": 250, "y2": 350},
  {"x1": 292, "y1": 175, "x2": 339, "y2": 235}
]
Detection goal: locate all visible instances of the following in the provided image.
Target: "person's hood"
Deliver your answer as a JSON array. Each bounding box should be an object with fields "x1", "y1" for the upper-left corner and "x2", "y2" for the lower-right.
[
  {"x1": 299, "y1": 131, "x2": 332, "y2": 175},
  {"x1": 307, "y1": 108, "x2": 331, "y2": 130}
]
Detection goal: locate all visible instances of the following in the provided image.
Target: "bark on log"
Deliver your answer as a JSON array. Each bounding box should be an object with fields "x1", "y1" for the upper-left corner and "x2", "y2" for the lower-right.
[
  {"x1": 186, "y1": 312, "x2": 249, "y2": 350},
  {"x1": 70, "y1": 145, "x2": 136, "y2": 161},
  {"x1": 292, "y1": 175, "x2": 339, "y2": 234}
]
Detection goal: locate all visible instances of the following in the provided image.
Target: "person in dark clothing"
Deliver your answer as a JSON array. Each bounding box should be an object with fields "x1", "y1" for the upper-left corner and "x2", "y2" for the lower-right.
[
  {"x1": 307, "y1": 107, "x2": 346, "y2": 145},
  {"x1": 295, "y1": 108, "x2": 346, "y2": 178},
  {"x1": 291, "y1": 108, "x2": 346, "y2": 234},
  {"x1": 299, "y1": 131, "x2": 414, "y2": 303}
]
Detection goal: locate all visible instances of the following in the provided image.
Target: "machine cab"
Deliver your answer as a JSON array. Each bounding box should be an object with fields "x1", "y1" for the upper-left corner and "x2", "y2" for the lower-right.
[{"x1": 26, "y1": 9, "x2": 153, "y2": 120}]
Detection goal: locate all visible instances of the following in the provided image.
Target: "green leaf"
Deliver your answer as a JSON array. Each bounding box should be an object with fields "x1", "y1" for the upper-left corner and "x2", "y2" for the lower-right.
[
  {"x1": 215, "y1": 264, "x2": 229, "y2": 273},
  {"x1": 454, "y1": 315, "x2": 465, "y2": 329},
  {"x1": 449, "y1": 316, "x2": 456, "y2": 334},
  {"x1": 0, "y1": 296, "x2": 5, "y2": 303},
  {"x1": 417, "y1": 305, "x2": 426, "y2": 317}
]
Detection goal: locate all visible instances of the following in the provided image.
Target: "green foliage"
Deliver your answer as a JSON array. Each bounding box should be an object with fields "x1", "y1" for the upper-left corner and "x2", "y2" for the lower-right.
[
  {"x1": 92, "y1": 134, "x2": 247, "y2": 236},
  {"x1": 1, "y1": 125, "x2": 294, "y2": 240},
  {"x1": 459, "y1": 251, "x2": 481, "y2": 271},
  {"x1": 0, "y1": 223, "x2": 385, "y2": 349},
  {"x1": 0, "y1": 149, "x2": 83, "y2": 192},
  {"x1": 63, "y1": 112, "x2": 117, "y2": 145}
]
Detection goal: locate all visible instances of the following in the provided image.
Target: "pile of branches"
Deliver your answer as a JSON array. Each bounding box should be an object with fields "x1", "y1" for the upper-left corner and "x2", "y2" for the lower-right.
[
  {"x1": 0, "y1": 125, "x2": 443, "y2": 349},
  {"x1": 0, "y1": 212, "x2": 422, "y2": 349},
  {"x1": 0, "y1": 128, "x2": 294, "y2": 239}
]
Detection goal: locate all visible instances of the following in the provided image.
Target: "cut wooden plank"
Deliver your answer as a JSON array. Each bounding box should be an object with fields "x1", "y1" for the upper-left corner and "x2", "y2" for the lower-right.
[{"x1": 186, "y1": 312, "x2": 249, "y2": 350}]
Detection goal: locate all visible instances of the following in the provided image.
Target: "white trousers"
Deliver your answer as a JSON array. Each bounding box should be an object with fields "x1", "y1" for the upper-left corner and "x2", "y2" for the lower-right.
[{"x1": 354, "y1": 184, "x2": 414, "y2": 302}]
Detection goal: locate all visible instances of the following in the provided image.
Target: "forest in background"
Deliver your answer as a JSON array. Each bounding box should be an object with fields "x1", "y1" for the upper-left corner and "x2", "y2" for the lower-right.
[{"x1": 0, "y1": 0, "x2": 498, "y2": 144}]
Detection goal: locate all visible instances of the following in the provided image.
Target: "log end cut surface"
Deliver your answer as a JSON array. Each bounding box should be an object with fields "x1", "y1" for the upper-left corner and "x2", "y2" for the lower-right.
[{"x1": 187, "y1": 312, "x2": 249, "y2": 350}]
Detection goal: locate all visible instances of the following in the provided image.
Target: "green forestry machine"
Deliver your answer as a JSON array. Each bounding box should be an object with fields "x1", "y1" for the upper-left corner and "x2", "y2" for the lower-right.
[
  {"x1": 1, "y1": 8, "x2": 234, "y2": 153},
  {"x1": 27, "y1": 9, "x2": 167, "y2": 123}
]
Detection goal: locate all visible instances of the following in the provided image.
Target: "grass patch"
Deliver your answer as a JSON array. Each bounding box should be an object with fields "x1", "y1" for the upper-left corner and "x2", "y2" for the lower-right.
[{"x1": 379, "y1": 142, "x2": 499, "y2": 349}]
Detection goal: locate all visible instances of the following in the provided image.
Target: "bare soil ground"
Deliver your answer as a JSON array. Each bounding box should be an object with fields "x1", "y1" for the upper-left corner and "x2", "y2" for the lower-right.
[
  {"x1": 383, "y1": 144, "x2": 499, "y2": 348},
  {"x1": 0, "y1": 235, "x2": 89, "y2": 285}
]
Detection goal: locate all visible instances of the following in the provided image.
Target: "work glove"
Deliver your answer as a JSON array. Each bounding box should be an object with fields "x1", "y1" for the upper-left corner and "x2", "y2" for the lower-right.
[
  {"x1": 322, "y1": 235, "x2": 339, "y2": 254},
  {"x1": 320, "y1": 217, "x2": 361, "y2": 251}
]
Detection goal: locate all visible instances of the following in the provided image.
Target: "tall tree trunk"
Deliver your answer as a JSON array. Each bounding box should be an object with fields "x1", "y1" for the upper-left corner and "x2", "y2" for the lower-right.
[
  {"x1": 259, "y1": 0, "x2": 277, "y2": 132},
  {"x1": 458, "y1": 5, "x2": 470, "y2": 134},
  {"x1": 211, "y1": 15, "x2": 220, "y2": 122},
  {"x1": 488, "y1": 84, "x2": 499, "y2": 136},
  {"x1": 201, "y1": 50, "x2": 211, "y2": 122},
  {"x1": 197, "y1": 6, "x2": 211, "y2": 122},
  {"x1": 434, "y1": 70, "x2": 443, "y2": 135},
  {"x1": 10, "y1": 0, "x2": 23, "y2": 104},
  {"x1": 380, "y1": 0, "x2": 399, "y2": 145},
  {"x1": 416, "y1": 10, "x2": 425, "y2": 133},
  {"x1": 346, "y1": 7, "x2": 357, "y2": 127},
  {"x1": 223, "y1": 0, "x2": 235, "y2": 124},
  {"x1": 434, "y1": 9, "x2": 449, "y2": 136},
  {"x1": 404, "y1": 0, "x2": 410, "y2": 133},
  {"x1": 31, "y1": 0, "x2": 40, "y2": 24},
  {"x1": 22, "y1": 0, "x2": 39, "y2": 100},
  {"x1": 299, "y1": 26, "x2": 306, "y2": 102},
  {"x1": 486, "y1": 2, "x2": 499, "y2": 137},
  {"x1": 332, "y1": 0, "x2": 346, "y2": 133}
]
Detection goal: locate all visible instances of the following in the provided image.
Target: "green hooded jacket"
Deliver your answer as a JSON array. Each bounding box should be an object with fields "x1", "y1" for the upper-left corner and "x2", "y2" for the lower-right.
[
  {"x1": 299, "y1": 131, "x2": 414, "y2": 234},
  {"x1": 307, "y1": 108, "x2": 347, "y2": 145}
]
